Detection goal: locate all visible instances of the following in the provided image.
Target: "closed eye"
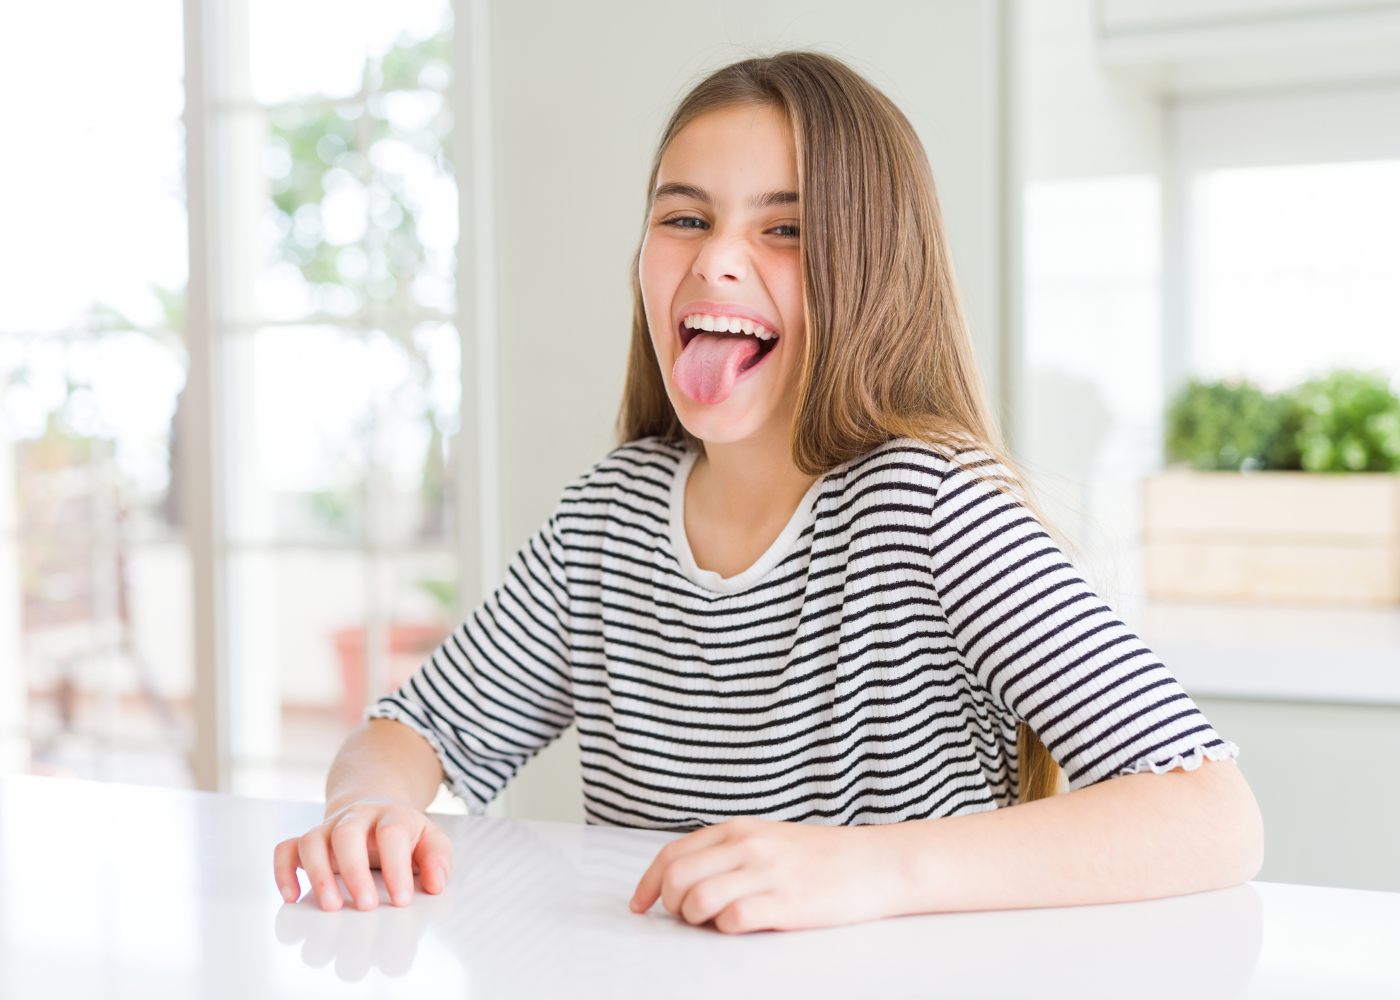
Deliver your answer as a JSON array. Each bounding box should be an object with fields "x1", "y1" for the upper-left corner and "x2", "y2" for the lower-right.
[{"x1": 662, "y1": 217, "x2": 799, "y2": 239}]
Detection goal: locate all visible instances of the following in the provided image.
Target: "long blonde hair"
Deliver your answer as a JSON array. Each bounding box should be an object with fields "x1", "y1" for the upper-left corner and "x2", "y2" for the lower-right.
[{"x1": 616, "y1": 49, "x2": 1067, "y2": 806}]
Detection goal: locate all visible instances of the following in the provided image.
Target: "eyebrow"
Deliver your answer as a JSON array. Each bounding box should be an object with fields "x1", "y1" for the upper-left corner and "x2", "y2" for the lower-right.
[{"x1": 652, "y1": 182, "x2": 799, "y2": 209}]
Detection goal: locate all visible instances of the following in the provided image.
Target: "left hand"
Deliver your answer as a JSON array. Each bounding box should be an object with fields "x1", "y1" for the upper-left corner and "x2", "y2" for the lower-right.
[{"x1": 627, "y1": 816, "x2": 903, "y2": 934}]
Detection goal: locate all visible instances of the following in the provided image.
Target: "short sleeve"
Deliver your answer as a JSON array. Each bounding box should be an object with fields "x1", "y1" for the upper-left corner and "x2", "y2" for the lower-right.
[
  {"x1": 364, "y1": 503, "x2": 575, "y2": 813},
  {"x1": 928, "y1": 446, "x2": 1240, "y2": 792}
]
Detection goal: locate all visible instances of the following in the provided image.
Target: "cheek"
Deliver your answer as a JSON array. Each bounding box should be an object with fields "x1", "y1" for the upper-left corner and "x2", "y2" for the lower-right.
[
  {"x1": 640, "y1": 241, "x2": 690, "y2": 339},
  {"x1": 641, "y1": 238, "x2": 689, "y2": 288}
]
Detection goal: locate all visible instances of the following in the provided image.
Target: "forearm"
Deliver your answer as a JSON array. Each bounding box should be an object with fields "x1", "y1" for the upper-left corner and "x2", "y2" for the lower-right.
[
  {"x1": 324, "y1": 718, "x2": 446, "y2": 816},
  {"x1": 876, "y1": 757, "x2": 1264, "y2": 916}
]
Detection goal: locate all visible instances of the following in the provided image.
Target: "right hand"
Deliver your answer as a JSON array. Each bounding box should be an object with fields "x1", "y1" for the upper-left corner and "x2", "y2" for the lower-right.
[{"x1": 272, "y1": 797, "x2": 454, "y2": 911}]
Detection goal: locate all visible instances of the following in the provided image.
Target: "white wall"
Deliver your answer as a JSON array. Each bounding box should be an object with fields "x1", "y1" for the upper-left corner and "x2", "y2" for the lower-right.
[
  {"x1": 1012, "y1": 0, "x2": 1167, "y2": 607},
  {"x1": 483, "y1": 0, "x2": 1011, "y2": 823}
]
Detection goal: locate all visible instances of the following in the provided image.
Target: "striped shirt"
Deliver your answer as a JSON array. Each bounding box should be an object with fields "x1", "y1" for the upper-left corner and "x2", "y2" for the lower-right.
[{"x1": 366, "y1": 434, "x2": 1240, "y2": 829}]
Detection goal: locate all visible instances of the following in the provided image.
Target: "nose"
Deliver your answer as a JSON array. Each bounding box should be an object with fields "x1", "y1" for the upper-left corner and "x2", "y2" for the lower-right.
[{"x1": 691, "y1": 231, "x2": 750, "y2": 283}]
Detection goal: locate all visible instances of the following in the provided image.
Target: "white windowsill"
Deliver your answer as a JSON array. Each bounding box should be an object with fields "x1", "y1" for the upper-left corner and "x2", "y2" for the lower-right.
[{"x1": 1117, "y1": 597, "x2": 1400, "y2": 707}]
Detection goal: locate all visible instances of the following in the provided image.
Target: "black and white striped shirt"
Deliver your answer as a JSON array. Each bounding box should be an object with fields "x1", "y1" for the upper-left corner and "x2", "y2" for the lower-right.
[{"x1": 366, "y1": 434, "x2": 1239, "y2": 829}]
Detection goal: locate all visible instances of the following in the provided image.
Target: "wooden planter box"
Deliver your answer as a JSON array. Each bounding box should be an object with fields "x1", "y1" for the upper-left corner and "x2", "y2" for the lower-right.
[{"x1": 1142, "y1": 470, "x2": 1400, "y2": 606}]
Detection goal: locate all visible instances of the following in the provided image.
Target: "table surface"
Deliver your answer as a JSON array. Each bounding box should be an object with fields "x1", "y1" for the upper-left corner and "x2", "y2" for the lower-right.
[{"x1": 2, "y1": 775, "x2": 1397, "y2": 999}]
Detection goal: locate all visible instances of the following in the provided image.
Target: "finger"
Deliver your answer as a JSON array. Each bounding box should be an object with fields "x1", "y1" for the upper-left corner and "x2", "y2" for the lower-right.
[
  {"x1": 714, "y1": 890, "x2": 780, "y2": 935},
  {"x1": 298, "y1": 830, "x2": 344, "y2": 911},
  {"x1": 330, "y1": 818, "x2": 378, "y2": 910},
  {"x1": 410, "y1": 821, "x2": 453, "y2": 895},
  {"x1": 273, "y1": 838, "x2": 303, "y2": 903},
  {"x1": 375, "y1": 813, "x2": 417, "y2": 906},
  {"x1": 678, "y1": 866, "x2": 768, "y2": 927},
  {"x1": 629, "y1": 826, "x2": 729, "y2": 913},
  {"x1": 661, "y1": 843, "x2": 747, "y2": 919}
]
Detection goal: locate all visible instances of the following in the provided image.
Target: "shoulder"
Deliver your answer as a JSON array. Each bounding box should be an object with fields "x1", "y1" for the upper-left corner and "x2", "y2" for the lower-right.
[
  {"x1": 833, "y1": 434, "x2": 1028, "y2": 510},
  {"x1": 557, "y1": 435, "x2": 688, "y2": 506},
  {"x1": 839, "y1": 433, "x2": 998, "y2": 484}
]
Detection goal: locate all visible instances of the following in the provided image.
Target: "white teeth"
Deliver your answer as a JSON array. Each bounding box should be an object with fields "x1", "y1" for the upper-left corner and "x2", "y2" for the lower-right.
[{"x1": 681, "y1": 313, "x2": 777, "y2": 341}]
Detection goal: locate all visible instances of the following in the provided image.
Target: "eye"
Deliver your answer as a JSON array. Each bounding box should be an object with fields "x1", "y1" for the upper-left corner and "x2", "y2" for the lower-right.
[{"x1": 660, "y1": 216, "x2": 800, "y2": 240}]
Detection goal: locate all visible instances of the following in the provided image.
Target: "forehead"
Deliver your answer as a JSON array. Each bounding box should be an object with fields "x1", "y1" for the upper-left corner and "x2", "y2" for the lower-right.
[{"x1": 657, "y1": 104, "x2": 797, "y2": 187}]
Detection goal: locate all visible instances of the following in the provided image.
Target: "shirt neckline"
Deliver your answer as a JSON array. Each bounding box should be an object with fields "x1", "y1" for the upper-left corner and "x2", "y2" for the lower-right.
[{"x1": 668, "y1": 445, "x2": 829, "y2": 596}]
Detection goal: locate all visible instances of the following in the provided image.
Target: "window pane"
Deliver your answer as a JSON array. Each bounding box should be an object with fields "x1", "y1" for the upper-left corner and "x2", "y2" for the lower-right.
[
  {"x1": 241, "y1": 0, "x2": 451, "y2": 105},
  {"x1": 1188, "y1": 160, "x2": 1400, "y2": 388},
  {"x1": 254, "y1": 95, "x2": 455, "y2": 322},
  {"x1": 224, "y1": 324, "x2": 456, "y2": 547},
  {"x1": 225, "y1": 548, "x2": 456, "y2": 801},
  {"x1": 0, "y1": 3, "x2": 185, "y2": 335},
  {"x1": 1, "y1": 333, "x2": 189, "y2": 787},
  {"x1": 225, "y1": 327, "x2": 372, "y2": 545},
  {"x1": 375, "y1": 322, "x2": 460, "y2": 546},
  {"x1": 2, "y1": 333, "x2": 187, "y2": 538},
  {"x1": 0, "y1": 0, "x2": 189, "y2": 787},
  {"x1": 238, "y1": 21, "x2": 456, "y2": 325},
  {"x1": 258, "y1": 103, "x2": 370, "y2": 320},
  {"x1": 218, "y1": 3, "x2": 460, "y2": 801},
  {"x1": 14, "y1": 535, "x2": 194, "y2": 787},
  {"x1": 366, "y1": 89, "x2": 458, "y2": 314}
]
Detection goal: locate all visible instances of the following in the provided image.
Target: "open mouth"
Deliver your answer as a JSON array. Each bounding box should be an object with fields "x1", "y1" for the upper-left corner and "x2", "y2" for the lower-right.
[{"x1": 677, "y1": 321, "x2": 780, "y2": 372}]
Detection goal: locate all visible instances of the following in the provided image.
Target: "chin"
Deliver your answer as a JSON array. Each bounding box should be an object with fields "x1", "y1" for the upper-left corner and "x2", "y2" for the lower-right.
[{"x1": 669, "y1": 395, "x2": 774, "y2": 445}]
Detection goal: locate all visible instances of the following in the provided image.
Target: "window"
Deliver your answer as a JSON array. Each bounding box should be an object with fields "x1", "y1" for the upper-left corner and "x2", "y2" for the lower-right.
[
  {"x1": 0, "y1": 0, "x2": 469, "y2": 807},
  {"x1": 207, "y1": 1, "x2": 460, "y2": 803},
  {"x1": 1171, "y1": 87, "x2": 1400, "y2": 391},
  {"x1": 0, "y1": 2, "x2": 192, "y2": 785}
]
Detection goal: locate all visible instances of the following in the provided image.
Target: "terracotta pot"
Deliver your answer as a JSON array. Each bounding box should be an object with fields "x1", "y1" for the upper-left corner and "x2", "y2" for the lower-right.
[{"x1": 332, "y1": 621, "x2": 449, "y2": 729}]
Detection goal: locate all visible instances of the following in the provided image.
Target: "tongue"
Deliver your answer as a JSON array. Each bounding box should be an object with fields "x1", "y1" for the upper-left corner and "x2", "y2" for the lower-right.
[{"x1": 672, "y1": 332, "x2": 762, "y2": 404}]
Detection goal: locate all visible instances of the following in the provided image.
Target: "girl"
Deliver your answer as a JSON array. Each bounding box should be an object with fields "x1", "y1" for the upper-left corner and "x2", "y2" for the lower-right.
[{"x1": 273, "y1": 50, "x2": 1263, "y2": 934}]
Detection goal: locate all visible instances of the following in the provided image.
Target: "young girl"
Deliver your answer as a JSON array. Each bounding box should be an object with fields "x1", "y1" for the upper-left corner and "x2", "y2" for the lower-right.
[{"x1": 273, "y1": 50, "x2": 1263, "y2": 934}]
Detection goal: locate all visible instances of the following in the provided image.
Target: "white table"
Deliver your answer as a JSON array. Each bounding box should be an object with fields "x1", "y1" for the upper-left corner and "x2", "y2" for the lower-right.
[{"x1": 1, "y1": 775, "x2": 1397, "y2": 998}]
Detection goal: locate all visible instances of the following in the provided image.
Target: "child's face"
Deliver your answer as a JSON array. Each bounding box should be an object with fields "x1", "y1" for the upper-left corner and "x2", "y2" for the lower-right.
[{"x1": 639, "y1": 103, "x2": 804, "y2": 447}]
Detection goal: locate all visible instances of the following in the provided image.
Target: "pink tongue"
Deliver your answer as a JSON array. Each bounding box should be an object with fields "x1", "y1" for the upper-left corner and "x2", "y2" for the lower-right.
[{"x1": 672, "y1": 332, "x2": 762, "y2": 404}]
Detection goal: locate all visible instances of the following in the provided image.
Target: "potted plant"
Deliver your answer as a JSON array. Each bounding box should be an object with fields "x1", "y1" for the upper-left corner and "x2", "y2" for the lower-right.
[{"x1": 1143, "y1": 368, "x2": 1400, "y2": 606}]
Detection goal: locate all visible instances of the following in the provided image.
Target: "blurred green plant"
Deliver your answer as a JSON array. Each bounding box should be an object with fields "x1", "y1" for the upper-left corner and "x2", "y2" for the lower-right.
[
  {"x1": 1165, "y1": 368, "x2": 1400, "y2": 472},
  {"x1": 1163, "y1": 377, "x2": 1303, "y2": 471},
  {"x1": 1292, "y1": 369, "x2": 1400, "y2": 472}
]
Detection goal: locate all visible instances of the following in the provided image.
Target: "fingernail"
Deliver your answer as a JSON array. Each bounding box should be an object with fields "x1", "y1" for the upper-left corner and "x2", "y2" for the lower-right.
[
  {"x1": 435, "y1": 864, "x2": 448, "y2": 888},
  {"x1": 357, "y1": 894, "x2": 375, "y2": 909}
]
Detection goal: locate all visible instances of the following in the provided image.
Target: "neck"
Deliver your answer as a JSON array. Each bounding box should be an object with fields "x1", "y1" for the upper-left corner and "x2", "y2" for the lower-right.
[{"x1": 692, "y1": 424, "x2": 817, "y2": 525}]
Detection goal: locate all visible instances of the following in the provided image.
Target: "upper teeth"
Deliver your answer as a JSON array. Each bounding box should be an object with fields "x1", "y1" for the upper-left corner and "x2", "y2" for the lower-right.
[{"x1": 682, "y1": 313, "x2": 777, "y2": 340}]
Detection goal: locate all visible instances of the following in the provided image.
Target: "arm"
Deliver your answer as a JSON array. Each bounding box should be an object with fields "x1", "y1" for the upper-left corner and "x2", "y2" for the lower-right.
[
  {"x1": 878, "y1": 754, "x2": 1265, "y2": 916},
  {"x1": 324, "y1": 717, "x2": 446, "y2": 814},
  {"x1": 274, "y1": 717, "x2": 455, "y2": 911},
  {"x1": 364, "y1": 502, "x2": 577, "y2": 813},
  {"x1": 628, "y1": 753, "x2": 1264, "y2": 933},
  {"x1": 275, "y1": 493, "x2": 580, "y2": 911}
]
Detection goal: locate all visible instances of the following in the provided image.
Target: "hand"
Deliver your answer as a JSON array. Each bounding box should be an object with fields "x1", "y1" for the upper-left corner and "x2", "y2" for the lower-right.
[
  {"x1": 272, "y1": 797, "x2": 453, "y2": 911},
  {"x1": 627, "y1": 816, "x2": 903, "y2": 934}
]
